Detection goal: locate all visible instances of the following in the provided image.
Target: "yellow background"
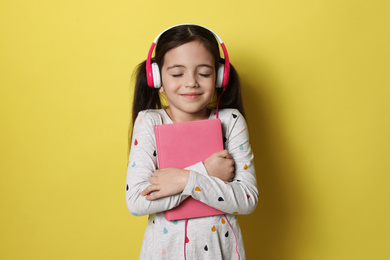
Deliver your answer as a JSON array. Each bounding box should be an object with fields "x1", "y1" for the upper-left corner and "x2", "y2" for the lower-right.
[{"x1": 1, "y1": 0, "x2": 389, "y2": 259}]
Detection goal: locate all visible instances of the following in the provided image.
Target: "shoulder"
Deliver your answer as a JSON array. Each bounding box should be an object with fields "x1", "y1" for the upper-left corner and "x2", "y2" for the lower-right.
[
  {"x1": 217, "y1": 109, "x2": 249, "y2": 141},
  {"x1": 134, "y1": 109, "x2": 166, "y2": 126},
  {"x1": 132, "y1": 109, "x2": 166, "y2": 134},
  {"x1": 218, "y1": 108, "x2": 246, "y2": 126}
]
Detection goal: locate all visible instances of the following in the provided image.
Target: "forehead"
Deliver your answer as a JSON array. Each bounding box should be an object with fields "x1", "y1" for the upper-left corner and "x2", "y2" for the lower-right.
[{"x1": 163, "y1": 41, "x2": 215, "y2": 67}]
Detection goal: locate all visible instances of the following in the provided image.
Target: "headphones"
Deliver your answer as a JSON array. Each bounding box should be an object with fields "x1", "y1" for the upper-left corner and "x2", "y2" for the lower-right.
[{"x1": 146, "y1": 24, "x2": 230, "y2": 90}]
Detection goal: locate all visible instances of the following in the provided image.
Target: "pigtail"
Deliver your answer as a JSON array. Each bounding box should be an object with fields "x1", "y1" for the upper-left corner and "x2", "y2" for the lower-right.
[
  {"x1": 215, "y1": 60, "x2": 245, "y2": 118},
  {"x1": 128, "y1": 60, "x2": 161, "y2": 154},
  {"x1": 132, "y1": 60, "x2": 162, "y2": 125}
]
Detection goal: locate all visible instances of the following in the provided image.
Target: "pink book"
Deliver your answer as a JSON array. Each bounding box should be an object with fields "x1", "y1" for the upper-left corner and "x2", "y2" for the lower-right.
[{"x1": 154, "y1": 118, "x2": 226, "y2": 220}]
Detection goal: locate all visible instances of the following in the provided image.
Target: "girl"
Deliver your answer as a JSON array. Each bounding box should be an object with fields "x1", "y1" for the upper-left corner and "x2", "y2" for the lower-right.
[{"x1": 126, "y1": 24, "x2": 258, "y2": 260}]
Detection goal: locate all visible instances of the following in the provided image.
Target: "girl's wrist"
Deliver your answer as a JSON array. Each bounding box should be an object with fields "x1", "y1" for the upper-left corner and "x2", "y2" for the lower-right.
[{"x1": 180, "y1": 169, "x2": 190, "y2": 185}]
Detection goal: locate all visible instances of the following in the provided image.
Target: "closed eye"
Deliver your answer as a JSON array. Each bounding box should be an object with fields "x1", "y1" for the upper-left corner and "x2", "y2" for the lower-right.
[
  {"x1": 199, "y1": 74, "x2": 211, "y2": 77},
  {"x1": 172, "y1": 74, "x2": 183, "y2": 78}
]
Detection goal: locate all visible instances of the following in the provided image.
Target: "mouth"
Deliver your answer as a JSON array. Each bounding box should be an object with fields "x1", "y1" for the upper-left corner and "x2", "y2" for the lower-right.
[{"x1": 180, "y1": 93, "x2": 202, "y2": 99}]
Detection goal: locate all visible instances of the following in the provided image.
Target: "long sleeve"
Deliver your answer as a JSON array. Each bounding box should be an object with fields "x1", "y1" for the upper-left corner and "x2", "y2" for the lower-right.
[
  {"x1": 127, "y1": 109, "x2": 256, "y2": 260},
  {"x1": 180, "y1": 109, "x2": 258, "y2": 215},
  {"x1": 126, "y1": 109, "x2": 258, "y2": 217},
  {"x1": 125, "y1": 110, "x2": 189, "y2": 216}
]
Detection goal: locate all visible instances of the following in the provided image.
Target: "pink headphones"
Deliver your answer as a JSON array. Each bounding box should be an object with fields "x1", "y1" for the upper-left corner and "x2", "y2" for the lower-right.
[{"x1": 146, "y1": 24, "x2": 230, "y2": 90}]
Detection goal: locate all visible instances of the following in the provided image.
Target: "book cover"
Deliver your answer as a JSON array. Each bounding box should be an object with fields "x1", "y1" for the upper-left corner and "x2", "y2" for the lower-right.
[{"x1": 154, "y1": 118, "x2": 225, "y2": 220}]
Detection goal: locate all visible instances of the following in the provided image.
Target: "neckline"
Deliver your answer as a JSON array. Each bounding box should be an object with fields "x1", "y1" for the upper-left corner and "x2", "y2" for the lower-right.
[{"x1": 161, "y1": 108, "x2": 216, "y2": 124}]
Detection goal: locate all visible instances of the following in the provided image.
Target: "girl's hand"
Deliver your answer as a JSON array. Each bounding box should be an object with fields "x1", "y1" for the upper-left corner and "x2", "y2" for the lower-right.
[
  {"x1": 204, "y1": 150, "x2": 235, "y2": 182},
  {"x1": 141, "y1": 168, "x2": 190, "y2": 201}
]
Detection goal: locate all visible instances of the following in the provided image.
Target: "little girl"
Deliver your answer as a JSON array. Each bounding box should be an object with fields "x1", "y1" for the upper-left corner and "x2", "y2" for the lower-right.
[{"x1": 126, "y1": 24, "x2": 258, "y2": 260}]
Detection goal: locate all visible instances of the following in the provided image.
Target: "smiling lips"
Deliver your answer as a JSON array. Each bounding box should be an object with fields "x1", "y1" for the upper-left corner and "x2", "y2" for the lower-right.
[{"x1": 180, "y1": 93, "x2": 202, "y2": 99}]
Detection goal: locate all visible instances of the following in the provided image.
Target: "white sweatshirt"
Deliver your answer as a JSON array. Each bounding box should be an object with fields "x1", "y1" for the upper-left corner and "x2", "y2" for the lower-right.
[{"x1": 126, "y1": 108, "x2": 258, "y2": 260}]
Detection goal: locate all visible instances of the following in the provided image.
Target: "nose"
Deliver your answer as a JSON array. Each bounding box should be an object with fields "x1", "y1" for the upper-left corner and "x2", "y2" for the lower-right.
[{"x1": 185, "y1": 74, "x2": 199, "y2": 88}]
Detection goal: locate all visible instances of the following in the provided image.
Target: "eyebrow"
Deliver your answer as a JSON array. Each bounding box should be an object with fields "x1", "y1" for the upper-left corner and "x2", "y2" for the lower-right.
[{"x1": 166, "y1": 64, "x2": 214, "y2": 70}]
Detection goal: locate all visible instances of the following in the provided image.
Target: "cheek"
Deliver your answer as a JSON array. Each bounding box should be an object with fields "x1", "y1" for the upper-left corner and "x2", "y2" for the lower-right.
[
  {"x1": 160, "y1": 74, "x2": 168, "y2": 85},
  {"x1": 161, "y1": 71, "x2": 172, "y2": 84},
  {"x1": 161, "y1": 76, "x2": 176, "y2": 90},
  {"x1": 206, "y1": 77, "x2": 217, "y2": 90},
  {"x1": 198, "y1": 74, "x2": 215, "y2": 85}
]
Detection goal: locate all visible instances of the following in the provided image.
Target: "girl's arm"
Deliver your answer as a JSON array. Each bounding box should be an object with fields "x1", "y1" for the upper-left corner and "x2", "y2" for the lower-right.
[
  {"x1": 143, "y1": 109, "x2": 259, "y2": 215},
  {"x1": 125, "y1": 111, "x2": 190, "y2": 216},
  {"x1": 183, "y1": 109, "x2": 258, "y2": 214}
]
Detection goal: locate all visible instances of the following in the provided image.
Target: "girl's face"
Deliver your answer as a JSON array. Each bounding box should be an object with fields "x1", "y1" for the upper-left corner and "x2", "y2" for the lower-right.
[{"x1": 160, "y1": 40, "x2": 216, "y2": 123}]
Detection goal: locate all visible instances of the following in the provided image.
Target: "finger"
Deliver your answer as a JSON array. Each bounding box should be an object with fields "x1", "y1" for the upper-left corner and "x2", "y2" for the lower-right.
[
  {"x1": 148, "y1": 176, "x2": 158, "y2": 184},
  {"x1": 229, "y1": 158, "x2": 235, "y2": 165},
  {"x1": 229, "y1": 171, "x2": 235, "y2": 182},
  {"x1": 152, "y1": 170, "x2": 160, "y2": 177},
  {"x1": 214, "y1": 149, "x2": 229, "y2": 158},
  {"x1": 141, "y1": 184, "x2": 159, "y2": 197},
  {"x1": 145, "y1": 191, "x2": 162, "y2": 201}
]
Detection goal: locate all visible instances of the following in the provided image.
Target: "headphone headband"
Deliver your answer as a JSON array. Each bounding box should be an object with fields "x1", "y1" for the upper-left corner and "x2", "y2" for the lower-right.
[{"x1": 146, "y1": 24, "x2": 230, "y2": 89}]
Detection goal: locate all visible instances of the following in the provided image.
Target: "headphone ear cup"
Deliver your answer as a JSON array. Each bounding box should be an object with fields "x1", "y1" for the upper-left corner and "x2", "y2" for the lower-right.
[
  {"x1": 151, "y1": 62, "x2": 161, "y2": 88},
  {"x1": 215, "y1": 63, "x2": 224, "y2": 88}
]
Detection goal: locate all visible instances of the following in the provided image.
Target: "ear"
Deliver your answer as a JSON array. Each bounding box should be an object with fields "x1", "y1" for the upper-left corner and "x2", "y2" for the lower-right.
[{"x1": 159, "y1": 86, "x2": 165, "y2": 93}]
